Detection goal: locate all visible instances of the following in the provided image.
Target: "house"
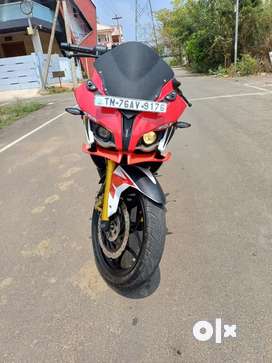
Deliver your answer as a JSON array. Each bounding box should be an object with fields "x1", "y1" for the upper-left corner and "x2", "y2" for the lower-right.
[
  {"x1": 97, "y1": 23, "x2": 124, "y2": 49},
  {"x1": 0, "y1": 0, "x2": 97, "y2": 90}
]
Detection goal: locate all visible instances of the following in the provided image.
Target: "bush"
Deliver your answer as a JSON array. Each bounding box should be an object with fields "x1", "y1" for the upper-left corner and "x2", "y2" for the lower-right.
[
  {"x1": 226, "y1": 64, "x2": 237, "y2": 77},
  {"x1": 169, "y1": 58, "x2": 180, "y2": 67},
  {"x1": 185, "y1": 31, "x2": 211, "y2": 73},
  {"x1": 209, "y1": 65, "x2": 228, "y2": 76},
  {"x1": 209, "y1": 57, "x2": 259, "y2": 77},
  {"x1": 237, "y1": 54, "x2": 258, "y2": 76}
]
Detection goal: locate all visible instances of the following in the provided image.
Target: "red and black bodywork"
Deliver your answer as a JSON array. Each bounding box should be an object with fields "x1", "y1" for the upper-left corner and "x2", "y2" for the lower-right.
[
  {"x1": 76, "y1": 43, "x2": 187, "y2": 160},
  {"x1": 63, "y1": 41, "x2": 191, "y2": 221},
  {"x1": 62, "y1": 41, "x2": 192, "y2": 288},
  {"x1": 64, "y1": 42, "x2": 190, "y2": 218}
]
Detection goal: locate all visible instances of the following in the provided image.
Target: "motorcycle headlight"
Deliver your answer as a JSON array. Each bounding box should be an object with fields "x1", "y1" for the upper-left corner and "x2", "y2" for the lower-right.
[
  {"x1": 92, "y1": 124, "x2": 115, "y2": 148},
  {"x1": 143, "y1": 131, "x2": 157, "y2": 145},
  {"x1": 96, "y1": 126, "x2": 111, "y2": 141}
]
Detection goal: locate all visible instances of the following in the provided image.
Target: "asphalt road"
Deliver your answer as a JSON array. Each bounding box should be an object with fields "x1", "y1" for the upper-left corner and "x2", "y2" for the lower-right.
[{"x1": 1, "y1": 71, "x2": 272, "y2": 362}]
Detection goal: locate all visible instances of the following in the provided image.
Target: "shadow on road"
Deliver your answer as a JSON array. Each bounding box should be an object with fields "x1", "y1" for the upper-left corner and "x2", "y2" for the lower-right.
[{"x1": 111, "y1": 267, "x2": 161, "y2": 299}]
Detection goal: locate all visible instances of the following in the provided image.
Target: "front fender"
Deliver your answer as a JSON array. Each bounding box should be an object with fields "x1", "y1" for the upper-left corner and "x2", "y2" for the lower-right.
[{"x1": 108, "y1": 165, "x2": 165, "y2": 217}]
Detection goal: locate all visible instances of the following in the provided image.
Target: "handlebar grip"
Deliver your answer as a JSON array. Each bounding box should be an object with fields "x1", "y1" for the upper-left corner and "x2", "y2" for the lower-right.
[
  {"x1": 60, "y1": 43, "x2": 108, "y2": 56},
  {"x1": 60, "y1": 42, "x2": 69, "y2": 51},
  {"x1": 95, "y1": 46, "x2": 108, "y2": 55},
  {"x1": 60, "y1": 42, "x2": 95, "y2": 54}
]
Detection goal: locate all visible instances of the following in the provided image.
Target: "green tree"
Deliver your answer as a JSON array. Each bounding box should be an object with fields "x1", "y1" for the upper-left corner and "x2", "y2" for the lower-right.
[{"x1": 156, "y1": 0, "x2": 272, "y2": 73}]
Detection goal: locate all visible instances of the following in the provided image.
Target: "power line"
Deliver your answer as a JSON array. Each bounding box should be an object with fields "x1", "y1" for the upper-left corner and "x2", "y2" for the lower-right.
[
  {"x1": 135, "y1": 0, "x2": 158, "y2": 48},
  {"x1": 112, "y1": 14, "x2": 122, "y2": 26},
  {"x1": 97, "y1": 0, "x2": 119, "y2": 19},
  {"x1": 137, "y1": 0, "x2": 148, "y2": 17},
  {"x1": 95, "y1": 1, "x2": 124, "y2": 42},
  {"x1": 95, "y1": 0, "x2": 116, "y2": 21},
  {"x1": 112, "y1": 14, "x2": 123, "y2": 43},
  {"x1": 105, "y1": 0, "x2": 119, "y2": 17},
  {"x1": 148, "y1": 0, "x2": 158, "y2": 49},
  {"x1": 135, "y1": 0, "x2": 138, "y2": 41}
]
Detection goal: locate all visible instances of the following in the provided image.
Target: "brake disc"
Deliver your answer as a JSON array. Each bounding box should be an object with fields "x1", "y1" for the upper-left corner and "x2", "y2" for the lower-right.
[{"x1": 98, "y1": 202, "x2": 130, "y2": 259}]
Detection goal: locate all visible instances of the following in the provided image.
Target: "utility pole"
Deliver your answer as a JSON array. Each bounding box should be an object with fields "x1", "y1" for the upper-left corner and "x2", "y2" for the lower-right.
[
  {"x1": 27, "y1": 17, "x2": 45, "y2": 89},
  {"x1": 62, "y1": 0, "x2": 77, "y2": 88},
  {"x1": 135, "y1": 0, "x2": 138, "y2": 41},
  {"x1": 112, "y1": 14, "x2": 123, "y2": 43},
  {"x1": 234, "y1": 0, "x2": 240, "y2": 69},
  {"x1": 148, "y1": 0, "x2": 158, "y2": 50},
  {"x1": 20, "y1": 0, "x2": 45, "y2": 89},
  {"x1": 42, "y1": 0, "x2": 61, "y2": 90}
]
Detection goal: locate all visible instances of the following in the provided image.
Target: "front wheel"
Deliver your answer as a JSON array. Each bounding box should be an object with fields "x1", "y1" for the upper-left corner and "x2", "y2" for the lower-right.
[{"x1": 91, "y1": 190, "x2": 166, "y2": 289}]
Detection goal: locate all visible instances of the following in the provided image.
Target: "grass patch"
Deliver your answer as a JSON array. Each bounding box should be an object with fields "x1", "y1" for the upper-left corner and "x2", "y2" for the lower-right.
[
  {"x1": 46, "y1": 86, "x2": 72, "y2": 94},
  {"x1": 0, "y1": 101, "x2": 45, "y2": 129}
]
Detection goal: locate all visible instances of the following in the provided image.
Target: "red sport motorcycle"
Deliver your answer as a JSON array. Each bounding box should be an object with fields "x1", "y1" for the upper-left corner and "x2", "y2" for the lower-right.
[{"x1": 61, "y1": 41, "x2": 191, "y2": 289}]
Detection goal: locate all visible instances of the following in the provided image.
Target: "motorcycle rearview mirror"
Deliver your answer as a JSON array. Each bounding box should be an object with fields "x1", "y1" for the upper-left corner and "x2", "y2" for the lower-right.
[
  {"x1": 65, "y1": 107, "x2": 84, "y2": 116},
  {"x1": 176, "y1": 121, "x2": 191, "y2": 129}
]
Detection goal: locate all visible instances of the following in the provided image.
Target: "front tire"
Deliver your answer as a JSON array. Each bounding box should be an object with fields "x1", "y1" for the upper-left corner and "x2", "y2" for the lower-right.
[{"x1": 91, "y1": 191, "x2": 166, "y2": 289}]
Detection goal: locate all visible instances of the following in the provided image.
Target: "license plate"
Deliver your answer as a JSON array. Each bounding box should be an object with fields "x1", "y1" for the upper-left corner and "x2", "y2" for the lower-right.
[{"x1": 94, "y1": 95, "x2": 167, "y2": 113}]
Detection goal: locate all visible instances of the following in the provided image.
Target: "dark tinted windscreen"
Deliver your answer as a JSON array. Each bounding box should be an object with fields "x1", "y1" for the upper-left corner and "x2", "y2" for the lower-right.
[{"x1": 94, "y1": 42, "x2": 174, "y2": 100}]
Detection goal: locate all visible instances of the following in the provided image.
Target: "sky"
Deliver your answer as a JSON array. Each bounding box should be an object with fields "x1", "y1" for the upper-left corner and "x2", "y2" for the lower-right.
[{"x1": 93, "y1": 0, "x2": 173, "y2": 41}]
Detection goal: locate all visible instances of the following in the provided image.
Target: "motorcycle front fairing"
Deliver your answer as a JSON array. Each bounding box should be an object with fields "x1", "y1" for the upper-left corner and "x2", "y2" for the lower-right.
[
  {"x1": 74, "y1": 42, "x2": 188, "y2": 216},
  {"x1": 75, "y1": 78, "x2": 186, "y2": 161},
  {"x1": 75, "y1": 41, "x2": 187, "y2": 151}
]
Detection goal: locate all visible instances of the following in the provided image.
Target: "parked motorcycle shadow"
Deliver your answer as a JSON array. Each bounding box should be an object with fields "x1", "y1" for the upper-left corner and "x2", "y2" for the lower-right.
[{"x1": 111, "y1": 267, "x2": 161, "y2": 299}]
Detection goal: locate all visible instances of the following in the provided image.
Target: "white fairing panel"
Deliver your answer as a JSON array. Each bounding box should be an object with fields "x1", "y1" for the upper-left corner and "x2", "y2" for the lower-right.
[
  {"x1": 108, "y1": 166, "x2": 161, "y2": 217},
  {"x1": 84, "y1": 118, "x2": 94, "y2": 146},
  {"x1": 108, "y1": 166, "x2": 138, "y2": 217}
]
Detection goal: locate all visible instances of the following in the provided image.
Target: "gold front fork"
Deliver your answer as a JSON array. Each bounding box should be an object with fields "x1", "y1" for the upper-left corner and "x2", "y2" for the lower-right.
[{"x1": 101, "y1": 159, "x2": 116, "y2": 221}]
